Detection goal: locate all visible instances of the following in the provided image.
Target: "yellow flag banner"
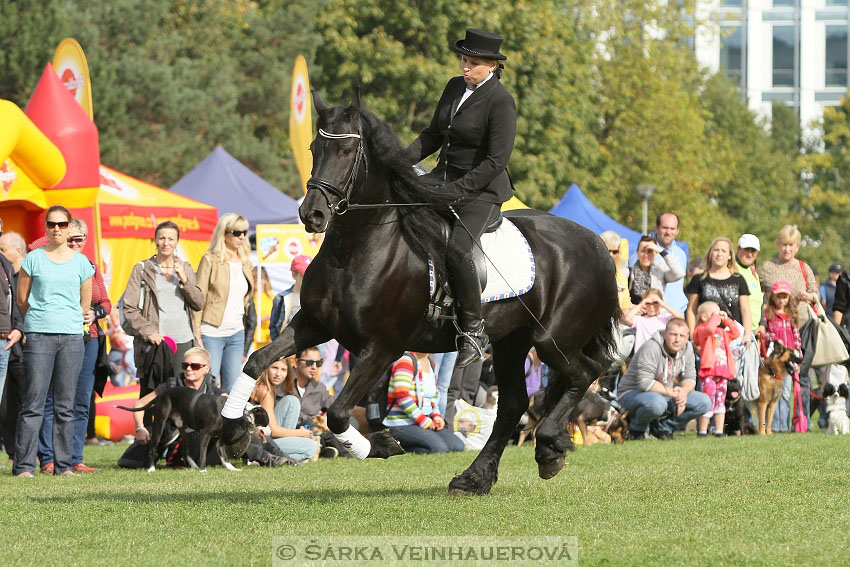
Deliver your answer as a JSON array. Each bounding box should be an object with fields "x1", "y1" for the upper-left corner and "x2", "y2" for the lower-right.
[
  {"x1": 289, "y1": 55, "x2": 312, "y2": 194},
  {"x1": 52, "y1": 38, "x2": 94, "y2": 120},
  {"x1": 256, "y1": 224, "x2": 322, "y2": 264}
]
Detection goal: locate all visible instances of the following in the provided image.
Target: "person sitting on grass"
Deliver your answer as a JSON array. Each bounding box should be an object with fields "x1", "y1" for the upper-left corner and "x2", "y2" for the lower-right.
[
  {"x1": 119, "y1": 347, "x2": 290, "y2": 468},
  {"x1": 617, "y1": 318, "x2": 711, "y2": 440},
  {"x1": 383, "y1": 351, "x2": 465, "y2": 454},
  {"x1": 249, "y1": 355, "x2": 317, "y2": 463}
]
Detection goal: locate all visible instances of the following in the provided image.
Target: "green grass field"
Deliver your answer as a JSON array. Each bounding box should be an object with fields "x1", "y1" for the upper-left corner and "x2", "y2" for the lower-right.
[{"x1": 2, "y1": 432, "x2": 850, "y2": 566}]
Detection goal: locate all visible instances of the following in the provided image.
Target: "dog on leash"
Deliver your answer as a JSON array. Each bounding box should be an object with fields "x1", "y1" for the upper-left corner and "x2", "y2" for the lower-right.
[
  {"x1": 119, "y1": 386, "x2": 268, "y2": 472},
  {"x1": 753, "y1": 341, "x2": 803, "y2": 435},
  {"x1": 823, "y1": 383, "x2": 850, "y2": 435}
]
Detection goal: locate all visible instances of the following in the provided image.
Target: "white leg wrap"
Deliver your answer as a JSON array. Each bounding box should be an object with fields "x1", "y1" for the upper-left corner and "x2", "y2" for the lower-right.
[
  {"x1": 221, "y1": 373, "x2": 256, "y2": 418},
  {"x1": 334, "y1": 425, "x2": 371, "y2": 460}
]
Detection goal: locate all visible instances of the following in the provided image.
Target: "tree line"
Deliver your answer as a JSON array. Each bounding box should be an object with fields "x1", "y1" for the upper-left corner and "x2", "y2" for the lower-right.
[{"x1": 1, "y1": 0, "x2": 847, "y2": 274}]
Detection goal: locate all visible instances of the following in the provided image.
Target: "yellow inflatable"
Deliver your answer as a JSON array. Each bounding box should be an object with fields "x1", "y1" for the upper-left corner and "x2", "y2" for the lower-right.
[{"x1": 0, "y1": 99, "x2": 66, "y2": 188}]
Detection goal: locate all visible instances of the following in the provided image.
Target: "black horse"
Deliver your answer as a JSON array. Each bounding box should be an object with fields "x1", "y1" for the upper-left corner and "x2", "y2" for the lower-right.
[{"x1": 241, "y1": 91, "x2": 619, "y2": 495}]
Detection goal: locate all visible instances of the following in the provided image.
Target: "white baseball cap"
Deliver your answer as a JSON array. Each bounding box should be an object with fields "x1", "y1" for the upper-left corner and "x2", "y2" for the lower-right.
[{"x1": 737, "y1": 234, "x2": 760, "y2": 251}]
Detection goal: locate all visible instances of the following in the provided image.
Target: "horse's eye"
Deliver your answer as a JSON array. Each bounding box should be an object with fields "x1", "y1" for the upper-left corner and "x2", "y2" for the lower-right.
[{"x1": 342, "y1": 147, "x2": 353, "y2": 156}]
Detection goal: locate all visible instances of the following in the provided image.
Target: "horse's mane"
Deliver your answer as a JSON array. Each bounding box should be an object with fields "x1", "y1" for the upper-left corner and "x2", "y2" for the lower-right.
[{"x1": 358, "y1": 109, "x2": 467, "y2": 271}]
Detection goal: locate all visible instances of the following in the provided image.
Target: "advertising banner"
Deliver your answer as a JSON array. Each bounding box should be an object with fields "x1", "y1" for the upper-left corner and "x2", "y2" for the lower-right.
[
  {"x1": 289, "y1": 55, "x2": 312, "y2": 194},
  {"x1": 52, "y1": 38, "x2": 94, "y2": 120}
]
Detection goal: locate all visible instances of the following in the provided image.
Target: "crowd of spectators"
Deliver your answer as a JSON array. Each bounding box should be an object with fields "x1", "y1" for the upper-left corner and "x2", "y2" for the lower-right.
[
  {"x1": 607, "y1": 213, "x2": 846, "y2": 440},
  {"x1": 3, "y1": 206, "x2": 848, "y2": 475}
]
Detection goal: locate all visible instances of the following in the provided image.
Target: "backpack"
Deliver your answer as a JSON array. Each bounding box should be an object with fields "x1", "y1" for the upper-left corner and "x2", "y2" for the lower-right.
[
  {"x1": 363, "y1": 353, "x2": 418, "y2": 429},
  {"x1": 117, "y1": 261, "x2": 147, "y2": 336}
]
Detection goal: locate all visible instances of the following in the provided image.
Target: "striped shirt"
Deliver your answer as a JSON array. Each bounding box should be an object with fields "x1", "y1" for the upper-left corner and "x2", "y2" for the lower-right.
[{"x1": 383, "y1": 353, "x2": 441, "y2": 428}]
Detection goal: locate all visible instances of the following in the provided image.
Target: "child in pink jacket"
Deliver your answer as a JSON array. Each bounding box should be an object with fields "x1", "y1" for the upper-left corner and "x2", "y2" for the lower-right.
[{"x1": 693, "y1": 301, "x2": 741, "y2": 438}]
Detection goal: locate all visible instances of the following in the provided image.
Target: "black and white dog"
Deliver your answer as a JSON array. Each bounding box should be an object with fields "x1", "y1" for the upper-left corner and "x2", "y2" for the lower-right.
[
  {"x1": 823, "y1": 383, "x2": 850, "y2": 435},
  {"x1": 119, "y1": 386, "x2": 268, "y2": 471}
]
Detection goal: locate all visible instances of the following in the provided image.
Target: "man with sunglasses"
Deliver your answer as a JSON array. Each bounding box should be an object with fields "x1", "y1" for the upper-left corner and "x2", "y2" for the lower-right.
[{"x1": 293, "y1": 347, "x2": 334, "y2": 428}]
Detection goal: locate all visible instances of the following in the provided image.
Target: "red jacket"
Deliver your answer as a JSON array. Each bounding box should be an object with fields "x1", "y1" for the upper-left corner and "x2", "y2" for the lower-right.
[{"x1": 693, "y1": 314, "x2": 740, "y2": 377}]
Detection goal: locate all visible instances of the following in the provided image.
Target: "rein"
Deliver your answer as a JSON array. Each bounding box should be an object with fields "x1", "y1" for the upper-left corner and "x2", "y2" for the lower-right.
[{"x1": 306, "y1": 119, "x2": 428, "y2": 216}]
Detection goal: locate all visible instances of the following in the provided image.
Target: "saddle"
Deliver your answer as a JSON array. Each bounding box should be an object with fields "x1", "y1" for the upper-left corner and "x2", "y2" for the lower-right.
[{"x1": 425, "y1": 215, "x2": 534, "y2": 323}]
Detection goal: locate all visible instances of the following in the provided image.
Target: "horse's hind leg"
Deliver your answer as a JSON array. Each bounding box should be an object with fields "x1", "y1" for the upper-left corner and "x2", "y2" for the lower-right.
[
  {"x1": 535, "y1": 351, "x2": 604, "y2": 480},
  {"x1": 448, "y1": 334, "x2": 531, "y2": 496}
]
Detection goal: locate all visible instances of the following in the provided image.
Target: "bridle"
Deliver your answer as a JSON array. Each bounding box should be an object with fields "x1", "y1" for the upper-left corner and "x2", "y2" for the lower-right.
[
  {"x1": 305, "y1": 114, "x2": 428, "y2": 217},
  {"x1": 305, "y1": 117, "x2": 369, "y2": 216}
]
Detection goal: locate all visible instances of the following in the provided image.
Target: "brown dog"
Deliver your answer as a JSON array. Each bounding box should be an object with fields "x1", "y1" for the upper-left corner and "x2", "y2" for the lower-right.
[
  {"x1": 517, "y1": 389, "x2": 629, "y2": 447},
  {"x1": 754, "y1": 341, "x2": 803, "y2": 435}
]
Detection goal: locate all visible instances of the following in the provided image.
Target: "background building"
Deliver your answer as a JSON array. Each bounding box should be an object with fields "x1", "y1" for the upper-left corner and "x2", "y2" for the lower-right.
[{"x1": 695, "y1": 0, "x2": 849, "y2": 136}]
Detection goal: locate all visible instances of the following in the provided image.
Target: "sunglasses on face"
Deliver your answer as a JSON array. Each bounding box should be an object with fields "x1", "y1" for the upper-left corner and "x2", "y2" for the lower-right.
[
  {"x1": 298, "y1": 359, "x2": 323, "y2": 368},
  {"x1": 181, "y1": 362, "x2": 207, "y2": 371},
  {"x1": 228, "y1": 230, "x2": 248, "y2": 237},
  {"x1": 46, "y1": 221, "x2": 69, "y2": 229},
  {"x1": 67, "y1": 236, "x2": 86, "y2": 244}
]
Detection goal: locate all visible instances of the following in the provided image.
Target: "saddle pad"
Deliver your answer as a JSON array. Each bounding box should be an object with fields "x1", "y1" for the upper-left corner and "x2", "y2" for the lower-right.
[{"x1": 429, "y1": 218, "x2": 535, "y2": 304}]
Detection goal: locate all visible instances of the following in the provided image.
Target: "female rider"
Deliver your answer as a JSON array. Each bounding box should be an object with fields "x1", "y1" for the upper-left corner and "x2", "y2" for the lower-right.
[{"x1": 407, "y1": 28, "x2": 516, "y2": 368}]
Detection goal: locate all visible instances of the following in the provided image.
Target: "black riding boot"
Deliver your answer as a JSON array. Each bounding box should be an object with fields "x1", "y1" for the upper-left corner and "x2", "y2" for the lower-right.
[{"x1": 452, "y1": 253, "x2": 488, "y2": 368}]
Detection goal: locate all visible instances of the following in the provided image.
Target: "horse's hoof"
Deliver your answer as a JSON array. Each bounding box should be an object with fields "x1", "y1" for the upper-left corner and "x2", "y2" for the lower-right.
[
  {"x1": 447, "y1": 473, "x2": 493, "y2": 496},
  {"x1": 366, "y1": 429, "x2": 405, "y2": 459},
  {"x1": 538, "y1": 456, "x2": 565, "y2": 480}
]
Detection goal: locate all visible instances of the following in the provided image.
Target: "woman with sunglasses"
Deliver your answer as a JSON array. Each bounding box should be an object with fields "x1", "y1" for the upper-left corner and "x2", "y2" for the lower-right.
[
  {"x1": 193, "y1": 214, "x2": 254, "y2": 393},
  {"x1": 600, "y1": 231, "x2": 632, "y2": 313},
  {"x1": 14, "y1": 206, "x2": 94, "y2": 477},
  {"x1": 122, "y1": 220, "x2": 205, "y2": 384},
  {"x1": 37, "y1": 219, "x2": 111, "y2": 475}
]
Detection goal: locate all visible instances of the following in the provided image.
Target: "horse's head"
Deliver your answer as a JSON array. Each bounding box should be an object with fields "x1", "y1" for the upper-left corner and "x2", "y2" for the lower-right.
[{"x1": 301, "y1": 89, "x2": 370, "y2": 233}]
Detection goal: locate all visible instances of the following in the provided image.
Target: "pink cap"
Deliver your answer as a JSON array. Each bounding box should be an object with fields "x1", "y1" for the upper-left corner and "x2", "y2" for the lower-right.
[
  {"x1": 162, "y1": 336, "x2": 177, "y2": 354},
  {"x1": 290, "y1": 255, "x2": 312, "y2": 276},
  {"x1": 771, "y1": 280, "x2": 793, "y2": 296}
]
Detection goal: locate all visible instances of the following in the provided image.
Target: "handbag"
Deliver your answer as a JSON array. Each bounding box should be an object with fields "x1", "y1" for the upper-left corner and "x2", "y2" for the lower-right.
[{"x1": 807, "y1": 304, "x2": 850, "y2": 367}]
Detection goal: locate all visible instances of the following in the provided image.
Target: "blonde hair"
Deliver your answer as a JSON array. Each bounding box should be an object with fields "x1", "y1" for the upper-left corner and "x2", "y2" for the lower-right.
[
  {"x1": 251, "y1": 356, "x2": 295, "y2": 403},
  {"x1": 642, "y1": 288, "x2": 664, "y2": 301},
  {"x1": 696, "y1": 301, "x2": 719, "y2": 320},
  {"x1": 777, "y1": 224, "x2": 801, "y2": 246},
  {"x1": 701, "y1": 237, "x2": 737, "y2": 277},
  {"x1": 600, "y1": 230, "x2": 626, "y2": 272},
  {"x1": 207, "y1": 213, "x2": 250, "y2": 263},
  {"x1": 184, "y1": 347, "x2": 210, "y2": 363},
  {"x1": 253, "y1": 266, "x2": 273, "y2": 296}
]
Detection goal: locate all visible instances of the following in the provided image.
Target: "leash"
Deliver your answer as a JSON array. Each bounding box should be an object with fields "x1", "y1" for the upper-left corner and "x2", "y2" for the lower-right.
[{"x1": 450, "y1": 206, "x2": 572, "y2": 368}]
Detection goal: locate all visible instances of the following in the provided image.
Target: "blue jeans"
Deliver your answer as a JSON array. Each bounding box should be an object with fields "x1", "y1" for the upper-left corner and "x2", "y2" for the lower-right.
[
  {"x1": 272, "y1": 395, "x2": 316, "y2": 462},
  {"x1": 431, "y1": 352, "x2": 458, "y2": 417},
  {"x1": 13, "y1": 333, "x2": 84, "y2": 475},
  {"x1": 620, "y1": 388, "x2": 712, "y2": 434},
  {"x1": 39, "y1": 337, "x2": 98, "y2": 465},
  {"x1": 388, "y1": 423, "x2": 465, "y2": 454},
  {"x1": 203, "y1": 331, "x2": 245, "y2": 393}
]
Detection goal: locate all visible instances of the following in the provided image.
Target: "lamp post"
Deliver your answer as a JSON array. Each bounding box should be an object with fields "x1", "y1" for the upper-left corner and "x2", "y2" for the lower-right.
[{"x1": 634, "y1": 184, "x2": 656, "y2": 235}]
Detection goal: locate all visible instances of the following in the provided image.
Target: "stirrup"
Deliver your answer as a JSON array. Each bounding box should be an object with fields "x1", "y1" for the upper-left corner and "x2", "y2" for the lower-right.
[{"x1": 455, "y1": 325, "x2": 488, "y2": 368}]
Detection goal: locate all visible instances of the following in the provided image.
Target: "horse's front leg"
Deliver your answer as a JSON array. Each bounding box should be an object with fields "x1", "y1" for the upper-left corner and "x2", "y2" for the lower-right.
[
  {"x1": 221, "y1": 310, "x2": 330, "y2": 433},
  {"x1": 326, "y1": 349, "x2": 405, "y2": 460}
]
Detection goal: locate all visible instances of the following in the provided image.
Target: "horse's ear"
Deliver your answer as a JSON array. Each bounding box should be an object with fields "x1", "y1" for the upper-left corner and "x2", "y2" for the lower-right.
[
  {"x1": 312, "y1": 89, "x2": 328, "y2": 113},
  {"x1": 352, "y1": 85, "x2": 362, "y2": 109}
]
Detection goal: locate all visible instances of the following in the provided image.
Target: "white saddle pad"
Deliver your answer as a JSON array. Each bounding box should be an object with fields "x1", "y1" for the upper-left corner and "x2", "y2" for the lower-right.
[{"x1": 429, "y1": 218, "x2": 535, "y2": 304}]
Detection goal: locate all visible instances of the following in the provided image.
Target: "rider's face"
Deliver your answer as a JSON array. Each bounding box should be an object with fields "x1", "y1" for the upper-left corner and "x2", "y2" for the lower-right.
[{"x1": 460, "y1": 55, "x2": 496, "y2": 86}]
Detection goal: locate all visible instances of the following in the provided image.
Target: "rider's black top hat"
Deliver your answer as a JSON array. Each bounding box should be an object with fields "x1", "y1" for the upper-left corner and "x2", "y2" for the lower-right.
[{"x1": 451, "y1": 28, "x2": 507, "y2": 61}]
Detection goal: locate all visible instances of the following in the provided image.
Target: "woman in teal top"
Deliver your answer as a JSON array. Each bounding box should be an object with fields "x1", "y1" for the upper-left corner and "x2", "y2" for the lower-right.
[{"x1": 13, "y1": 206, "x2": 94, "y2": 477}]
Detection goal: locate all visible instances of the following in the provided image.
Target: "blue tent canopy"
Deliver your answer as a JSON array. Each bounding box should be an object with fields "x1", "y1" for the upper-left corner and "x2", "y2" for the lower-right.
[
  {"x1": 549, "y1": 184, "x2": 643, "y2": 254},
  {"x1": 170, "y1": 146, "x2": 300, "y2": 228},
  {"x1": 549, "y1": 183, "x2": 689, "y2": 261}
]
